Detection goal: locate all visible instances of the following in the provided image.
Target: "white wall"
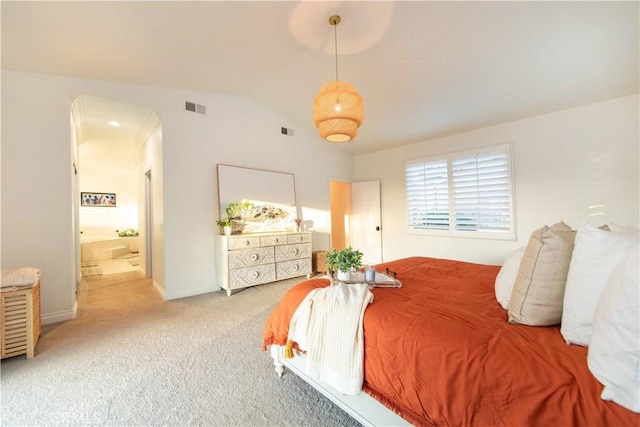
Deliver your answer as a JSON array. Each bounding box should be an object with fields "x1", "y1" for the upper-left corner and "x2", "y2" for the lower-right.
[
  {"x1": 1, "y1": 70, "x2": 353, "y2": 321},
  {"x1": 2, "y1": 72, "x2": 77, "y2": 323},
  {"x1": 354, "y1": 94, "x2": 639, "y2": 265}
]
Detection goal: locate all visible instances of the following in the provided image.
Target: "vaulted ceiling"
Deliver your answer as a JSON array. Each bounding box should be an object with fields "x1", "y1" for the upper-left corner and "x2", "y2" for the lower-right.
[{"x1": 2, "y1": 1, "x2": 638, "y2": 155}]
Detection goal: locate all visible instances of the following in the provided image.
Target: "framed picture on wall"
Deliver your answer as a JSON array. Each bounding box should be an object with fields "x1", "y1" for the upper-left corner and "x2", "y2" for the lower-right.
[{"x1": 81, "y1": 192, "x2": 116, "y2": 207}]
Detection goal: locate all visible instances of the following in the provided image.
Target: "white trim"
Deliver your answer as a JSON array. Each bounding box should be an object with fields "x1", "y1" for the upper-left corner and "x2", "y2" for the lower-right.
[
  {"x1": 270, "y1": 345, "x2": 409, "y2": 427},
  {"x1": 162, "y1": 284, "x2": 218, "y2": 301},
  {"x1": 151, "y1": 279, "x2": 165, "y2": 299},
  {"x1": 42, "y1": 308, "x2": 76, "y2": 325}
]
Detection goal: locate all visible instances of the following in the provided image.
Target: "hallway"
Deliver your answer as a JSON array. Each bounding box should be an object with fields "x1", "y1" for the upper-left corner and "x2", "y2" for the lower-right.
[
  {"x1": 76, "y1": 270, "x2": 158, "y2": 317},
  {"x1": 37, "y1": 271, "x2": 163, "y2": 356}
]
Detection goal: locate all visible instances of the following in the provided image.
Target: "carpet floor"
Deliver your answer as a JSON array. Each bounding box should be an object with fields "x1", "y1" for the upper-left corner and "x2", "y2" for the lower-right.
[{"x1": 0, "y1": 272, "x2": 359, "y2": 426}]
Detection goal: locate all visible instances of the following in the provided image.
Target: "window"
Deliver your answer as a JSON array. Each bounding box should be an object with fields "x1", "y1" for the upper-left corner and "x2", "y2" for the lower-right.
[{"x1": 406, "y1": 143, "x2": 515, "y2": 240}]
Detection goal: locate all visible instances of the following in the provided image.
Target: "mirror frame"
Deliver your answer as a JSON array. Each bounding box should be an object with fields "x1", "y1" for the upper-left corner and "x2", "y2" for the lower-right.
[{"x1": 216, "y1": 164, "x2": 297, "y2": 234}]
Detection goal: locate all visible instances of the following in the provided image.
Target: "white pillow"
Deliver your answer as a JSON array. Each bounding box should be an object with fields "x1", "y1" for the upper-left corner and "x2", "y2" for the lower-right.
[
  {"x1": 494, "y1": 247, "x2": 525, "y2": 310},
  {"x1": 609, "y1": 222, "x2": 640, "y2": 241},
  {"x1": 561, "y1": 223, "x2": 637, "y2": 346},
  {"x1": 587, "y1": 247, "x2": 640, "y2": 413}
]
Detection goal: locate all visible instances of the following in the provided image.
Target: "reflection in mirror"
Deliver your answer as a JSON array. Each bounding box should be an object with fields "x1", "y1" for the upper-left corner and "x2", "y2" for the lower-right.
[{"x1": 217, "y1": 164, "x2": 297, "y2": 234}]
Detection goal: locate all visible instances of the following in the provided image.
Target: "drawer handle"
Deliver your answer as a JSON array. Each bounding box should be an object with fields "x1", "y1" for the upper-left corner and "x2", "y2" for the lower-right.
[
  {"x1": 298, "y1": 236, "x2": 303, "y2": 241},
  {"x1": 251, "y1": 271, "x2": 259, "y2": 279},
  {"x1": 291, "y1": 248, "x2": 299, "y2": 256},
  {"x1": 275, "y1": 238, "x2": 279, "y2": 243},
  {"x1": 251, "y1": 253, "x2": 259, "y2": 261},
  {"x1": 245, "y1": 240, "x2": 250, "y2": 246},
  {"x1": 292, "y1": 264, "x2": 299, "y2": 271}
]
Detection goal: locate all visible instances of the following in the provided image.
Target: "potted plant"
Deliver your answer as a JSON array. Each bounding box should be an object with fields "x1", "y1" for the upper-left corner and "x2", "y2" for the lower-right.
[
  {"x1": 325, "y1": 246, "x2": 364, "y2": 281},
  {"x1": 216, "y1": 218, "x2": 232, "y2": 236},
  {"x1": 225, "y1": 200, "x2": 254, "y2": 234},
  {"x1": 117, "y1": 228, "x2": 139, "y2": 237}
]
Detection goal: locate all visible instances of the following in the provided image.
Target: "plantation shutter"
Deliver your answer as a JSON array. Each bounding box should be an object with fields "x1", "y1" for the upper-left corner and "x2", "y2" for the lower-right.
[
  {"x1": 452, "y1": 150, "x2": 511, "y2": 232},
  {"x1": 406, "y1": 159, "x2": 450, "y2": 230}
]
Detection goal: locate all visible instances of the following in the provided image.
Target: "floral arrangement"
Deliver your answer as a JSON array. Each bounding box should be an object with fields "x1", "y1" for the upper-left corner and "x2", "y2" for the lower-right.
[{"x1": 223, "y1": 200, "x2": 254, "y2": 234}]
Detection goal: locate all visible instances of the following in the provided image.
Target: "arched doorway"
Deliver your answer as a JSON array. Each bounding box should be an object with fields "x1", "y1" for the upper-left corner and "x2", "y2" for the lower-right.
[{"x1": 70, "y1": 95, "x2": 161, "y2": 285}]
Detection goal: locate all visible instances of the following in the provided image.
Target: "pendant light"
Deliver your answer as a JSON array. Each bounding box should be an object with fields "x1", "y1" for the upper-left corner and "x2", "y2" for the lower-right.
[{"x1": 313, "y1": 15, "x2": 364, "y2": 143}]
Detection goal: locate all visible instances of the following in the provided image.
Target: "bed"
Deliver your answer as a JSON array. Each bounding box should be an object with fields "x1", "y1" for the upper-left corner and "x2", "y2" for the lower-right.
[{"x1": 262, "y1": 256, "x2": 639, "y2": 426}]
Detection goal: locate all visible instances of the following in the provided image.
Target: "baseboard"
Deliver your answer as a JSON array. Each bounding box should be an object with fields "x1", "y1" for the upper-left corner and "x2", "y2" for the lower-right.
[
  {"x1": 151, "y1": 280, "x2": 165, "y2": 299},
  {"x1": 41, "y1": 308, "x2": 76, "y2": 325},
  {"x1": 163, "y1": 284, "x2": 220, "y2": 301}
]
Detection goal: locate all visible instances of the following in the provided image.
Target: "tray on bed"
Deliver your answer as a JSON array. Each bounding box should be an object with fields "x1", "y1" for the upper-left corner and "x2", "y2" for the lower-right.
[{"x1": 331, "y1": 268, "x2": 402, "y2": 288}]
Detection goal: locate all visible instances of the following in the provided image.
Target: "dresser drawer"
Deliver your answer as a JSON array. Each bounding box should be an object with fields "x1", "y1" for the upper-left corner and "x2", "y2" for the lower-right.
[
  {"x1": 228, "y1": 247, "x2": 274, "y2": 269},
  {"x1": 229, "y1": 264, "x2": 276, "y2": 289},
  {"x1": 287, "y1": 233, "x2": 311, "y2": 244},
  {"x1": 228, "y1": 236, "x2": 260, "y2": 250},
  {"x1": 260, "y1": 235, "x2": 287, "y2": 246},
  {"x1": 275, "y1": 243, "x2": 311, "y2": 262},
  {"x1": 216, "y1": 231, "x2": 313, "y2": 296},
  {"x1": 276, "y1": 259, "x2": 312, "y2": 280}
]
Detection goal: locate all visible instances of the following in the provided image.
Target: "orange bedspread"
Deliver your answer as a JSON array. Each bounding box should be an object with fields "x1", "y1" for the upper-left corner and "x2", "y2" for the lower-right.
[{"x1": 263, "y1": 257, "x2": 639, "y2": 426}]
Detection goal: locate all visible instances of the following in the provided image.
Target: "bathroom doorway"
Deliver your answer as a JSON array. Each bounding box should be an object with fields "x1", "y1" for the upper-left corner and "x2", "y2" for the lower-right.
[{"x1": 71, "y1": 95, "x2": 160, "y2": 279}]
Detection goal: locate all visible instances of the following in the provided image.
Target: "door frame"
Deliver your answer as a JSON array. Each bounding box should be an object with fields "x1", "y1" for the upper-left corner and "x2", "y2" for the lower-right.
[
  {"x1": 144, "y1": 169, "x2": 153, "y2": 278},
  {"x1": 329, "y1": 179, "x2": 382, "y2": 264}
]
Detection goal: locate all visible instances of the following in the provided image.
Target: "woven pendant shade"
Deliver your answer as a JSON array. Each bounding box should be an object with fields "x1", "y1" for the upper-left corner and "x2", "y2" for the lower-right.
[
  {"x1": 313, "y1": 81, "x2": 364, "y2": 142},
  {"x1": 313, "y1": 15, "x2": 364, "y2": 143}
]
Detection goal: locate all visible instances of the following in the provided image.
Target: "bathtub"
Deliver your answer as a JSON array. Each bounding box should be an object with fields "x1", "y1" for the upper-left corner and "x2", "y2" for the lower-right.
[{"x1": 80, "y1": 228, "x2": 139, "y2": 262}]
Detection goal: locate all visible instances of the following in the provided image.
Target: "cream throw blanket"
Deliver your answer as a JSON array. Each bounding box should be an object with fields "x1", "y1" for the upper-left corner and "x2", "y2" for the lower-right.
[{"x1": 287, "y1": 283, "x2": 374, "y2": 395}]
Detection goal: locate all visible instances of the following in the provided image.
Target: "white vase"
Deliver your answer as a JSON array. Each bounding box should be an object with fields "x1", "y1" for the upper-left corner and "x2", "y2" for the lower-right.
[
  {"x1": 337, "y1": 270, "x2": 351, "y2": 281},
  {"x1": 223, "y1": 226, "x2": 231, "y2": 236}
]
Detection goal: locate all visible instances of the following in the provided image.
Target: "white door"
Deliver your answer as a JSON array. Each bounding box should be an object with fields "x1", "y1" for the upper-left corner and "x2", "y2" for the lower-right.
[{"x1": 350, "y1": 180, "x2": 382, "y2": 265}]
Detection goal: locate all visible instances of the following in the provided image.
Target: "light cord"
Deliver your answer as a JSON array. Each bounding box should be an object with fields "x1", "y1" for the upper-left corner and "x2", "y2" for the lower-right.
[{"x1": 334, "y1": 21, "x2": 339, "y2": 81}]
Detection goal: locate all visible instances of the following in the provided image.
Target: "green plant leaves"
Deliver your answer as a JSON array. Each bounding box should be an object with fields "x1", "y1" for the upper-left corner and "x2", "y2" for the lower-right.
[{"x1": 324, "y1": 246, "x2": 363, "y2": 272}]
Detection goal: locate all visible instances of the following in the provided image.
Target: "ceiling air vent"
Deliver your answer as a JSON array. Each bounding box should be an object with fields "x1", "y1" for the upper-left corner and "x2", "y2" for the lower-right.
[
  {"x1": 281, "y1": 127, "x2": 294, "y2": 136},
  {"x1": 185, "y1": 101, "x2": 206, "y2": 115}
]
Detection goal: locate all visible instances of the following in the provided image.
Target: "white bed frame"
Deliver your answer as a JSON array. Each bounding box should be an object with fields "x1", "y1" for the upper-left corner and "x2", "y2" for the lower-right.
[{"x1": 270, "y1": 345, "x2": 409, "y2": 427}]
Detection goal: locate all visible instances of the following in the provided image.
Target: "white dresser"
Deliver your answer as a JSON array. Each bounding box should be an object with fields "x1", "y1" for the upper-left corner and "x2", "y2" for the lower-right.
[{"x1": 215, "y1": 231, "x2": 312, "y2": 295}]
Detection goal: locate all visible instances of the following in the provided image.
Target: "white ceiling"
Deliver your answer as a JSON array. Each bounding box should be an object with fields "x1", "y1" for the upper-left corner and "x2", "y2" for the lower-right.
[
  {"x1": 72, "y1": 94, "x2": 160, "y2": 169},
  {"x1": 2, "y1": 1, "x2": 638, "y2": 155}
]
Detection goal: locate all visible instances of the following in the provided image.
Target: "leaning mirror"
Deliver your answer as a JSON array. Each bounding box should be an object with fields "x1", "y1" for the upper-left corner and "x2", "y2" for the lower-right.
[{"x1": 217, "y1": 164, "x2": 297, "y2": 234}]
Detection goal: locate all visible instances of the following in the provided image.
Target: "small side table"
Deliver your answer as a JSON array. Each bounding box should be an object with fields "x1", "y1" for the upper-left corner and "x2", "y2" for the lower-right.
[{"x1": 1, "y1": 282, "x2": 41, "y2": 359}]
